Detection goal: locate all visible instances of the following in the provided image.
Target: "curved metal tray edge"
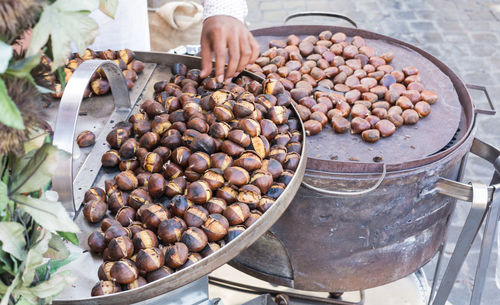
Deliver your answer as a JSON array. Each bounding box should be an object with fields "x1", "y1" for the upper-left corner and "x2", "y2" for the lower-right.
[{"x1": 54, "y1": 54, "x2": 308, "y2": 304}]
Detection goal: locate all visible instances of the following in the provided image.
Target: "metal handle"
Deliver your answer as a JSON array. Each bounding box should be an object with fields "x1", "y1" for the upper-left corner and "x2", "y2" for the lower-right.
[
  {"x1": 301, "y1": 163, "x2": 386, "y2": 197},
  {"x1": 52, "y1": 60, "x2": 131, "y2": 213},
  {"x1": 466, "y1": 84, "x2": 496, "y2": 115},
  {"x1": 429, "y1": 137, "x2": 500, "y2": 305},
  {"x1": 283, "y1": 11, "x2": 358, "y2": 28}
]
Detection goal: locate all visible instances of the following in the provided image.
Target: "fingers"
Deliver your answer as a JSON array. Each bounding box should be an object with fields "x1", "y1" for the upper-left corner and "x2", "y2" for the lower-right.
[
  {"x1": 213, "y1": 38, "x2": 226, "y2": 83},
  {"x1": 225, "y1": 36, "x2": 240, "y2": 80},
  {"x1": 249, "y1": 36, "x2": 260, "y2": 63},
  {"x1": 200, "y1": 35, "x2": 213, "y2": 79},
  {"x1": 236, "y1": 34, "x2": 252, "y2": 75}
]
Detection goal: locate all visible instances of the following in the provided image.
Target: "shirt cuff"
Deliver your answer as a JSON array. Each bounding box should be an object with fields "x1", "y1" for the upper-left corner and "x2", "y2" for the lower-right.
[{"x1": 201, "y1": 0, "x2": 248, "y2": 23}]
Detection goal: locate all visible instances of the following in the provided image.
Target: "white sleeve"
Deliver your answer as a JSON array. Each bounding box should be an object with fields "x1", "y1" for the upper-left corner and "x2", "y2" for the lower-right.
[{"x1": 201, "y1": 0, "x2": 248, "y2": 23}]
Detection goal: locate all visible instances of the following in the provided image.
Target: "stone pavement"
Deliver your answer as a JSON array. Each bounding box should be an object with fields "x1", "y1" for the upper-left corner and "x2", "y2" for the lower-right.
[{"x1": 245, "y1": 1, "x2": 500, "y2": 304}]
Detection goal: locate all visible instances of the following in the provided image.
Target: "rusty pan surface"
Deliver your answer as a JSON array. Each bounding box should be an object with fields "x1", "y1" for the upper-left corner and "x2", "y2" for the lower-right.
[
  {"x1": 251, "y1": 25, "x2": 465, "y2": 166},
  {"x1": 54, "y1": 53, "x2": 307, "y2": 304}
]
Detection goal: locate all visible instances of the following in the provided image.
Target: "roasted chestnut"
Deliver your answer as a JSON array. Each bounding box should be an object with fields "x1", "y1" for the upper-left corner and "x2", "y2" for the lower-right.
[
  {"x1": 146, "y1": 265, "x2": 174, "y2": 282},
  {"x1": 202, "y1": 214, "x2": 229, "y2": 241},
  {"x1": 223, "y1": 202, "x2": 250, "y2": 225},
  {"x1": 245, "y1": 210, "x2": 262, "y2": 227},
  {"x1": 180, "y1": 227, "x2": 208, "y2": 252},
  {"x1": 199, "y1": 242, "x2": 221, "y2": 258},
  {"x1": 170, "y1": 195, "x2": 194, "y2": 217},
  {"x1": 178, "y1": 253, "x2": 203, "y2": 270},
  {"x1": 164, "y1": 242, "x2": 189, "y2": 268},
  {"x1": 101, "y1": 218, "x2": 120, "y2": 232},
  {"x1": 142, "y1": 152, "x2": 163, "y2": 173},
  {"x1": 165, "y1": 176, "x2": 187, "y2": 197},
  {"x1": 132, "y1": 229, "x2": 158, "y2": 251},
  {"x1": 104, "y1": 224, "x2": 131, "y2": 243},
  {"x1": 106, "y1": 128, "x2": 129, "y2": 149},
  {"x1": 77, "y1": 130, "x2": 96, "y2": 147},
  {"x1": 115, "y1": 206, "x2": 136, "y2": 227},
  {"x1": 118, "y1": 138, "x2": 139, "y2": 160},
  {"x1": 91, "y1": 280, "x2": 121, "y2": 296},
  {"x1": 84, "y1": 187, "x2": 106, "y2": 203},
  {"x1": 88, "y1": 231, "x2": 107, "y2": 253},
  {"x1": 83, "y1": 199, "x2": 107, "y2": 223},
  {"x1": 183, "y1": 205, "x2": 209, "y2": 227},
  {"x1": 136, "y1": 247, "x2": 164, "y2": 272},
  {"x1": 139, "y1": 204, "x2": 170, "y2": 230},
  {"x1": 110, "y1": 258, "x2": 138, "y2": 284},
  {"x1": 158, "y1": 217, "x2": 187, "y2": 243},
  {"x1": 128, "y1": 188, "x2": 152, "y2": 210},
  {"x1": 102, "y1": 150, "x2": 121, "y2": 167},
  {"x1": 225, "y1": 225, "x2": 245, "y2": 243},
  {"x1": 203, "y1": 197, "x2": 227, "y2": 215},
  {"x1": 107, "y1": 235, "x2": 134, "y2": 260},
  {"x1": 148, "y1": 173, "x2": 166, "y2": 198},
  {"x1": 201, "y1": 168, "x2": 225, "y2": 190},
  {"x1": 224, "y1": 166, "x2": 250, "y2": 186},
  {"x1": 210, "y1": 153, "x2": 233, "y2": 170},
  {"x1": 186, "y1": 180, "x2": 212, "y2": 204}
]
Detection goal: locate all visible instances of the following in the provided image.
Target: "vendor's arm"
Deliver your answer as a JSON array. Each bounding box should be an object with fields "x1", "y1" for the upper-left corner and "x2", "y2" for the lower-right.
[{"x1": 200, "y1": 0, "x2": 260, "y2": 82}]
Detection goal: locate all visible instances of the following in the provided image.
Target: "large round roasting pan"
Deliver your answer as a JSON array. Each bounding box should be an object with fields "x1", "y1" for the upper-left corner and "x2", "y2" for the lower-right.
[
  {"x1": 230, "y1": 25, "x2": 491, "y2": 292},
  {"x1": 52, "y1": 54, "x2": 307, "y2": 304}
]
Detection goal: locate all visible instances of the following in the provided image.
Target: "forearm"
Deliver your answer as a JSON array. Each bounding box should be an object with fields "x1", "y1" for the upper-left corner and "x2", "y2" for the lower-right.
[{"x1": 201, "y1": 0, "x2": 248, "y2": 23}]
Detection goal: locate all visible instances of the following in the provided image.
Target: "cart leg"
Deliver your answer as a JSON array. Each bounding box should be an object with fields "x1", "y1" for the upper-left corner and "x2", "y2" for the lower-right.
[
  {"x1": 470, "y1": 171, "x2": 500, "y2": 304},
  {"x1": 427, "y1": 244, "x2": 445, "y2": 305},
  {"x1": 431, "y1": 183, "x2": 489, "y2": 305}
]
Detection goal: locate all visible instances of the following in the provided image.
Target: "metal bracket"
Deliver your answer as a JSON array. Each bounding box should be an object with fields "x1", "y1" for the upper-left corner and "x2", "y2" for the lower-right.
[
  {"x1": 429, "y1": 138, "x2": 500, "y2": 305},
  {"x1": 52, "y1": 60, "x2": 131, "y2": 213}
]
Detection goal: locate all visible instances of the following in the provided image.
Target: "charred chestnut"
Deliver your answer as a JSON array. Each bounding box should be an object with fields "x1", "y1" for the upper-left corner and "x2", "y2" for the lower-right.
[
  {"x1": 184, "y1": 205, "x2": 209, "y2": 227},
  {"x1": 136, "y1": 247, "x2": 164, "y2": 272},
  {"x1": 110, "y1": 258, "x2": 138, "y2": 284},
  {"x1": 88, "y1": 231, "x2": 107, "y2": 253},
  {"x1": 223, "y1": 202, "x2": 250, "y2": 225},
  {"x1": 107, "y1": 235, "x2": 134, "y2": 260},
  {"x1": 83, "y1": 199, "x2": 107, "y2": 223},
  {"x1": 181, "y1": 227, "x2": 208, "y2": 252},
  {"x1": 164, "y1": 242, "x2": 189, "y2": 269}
]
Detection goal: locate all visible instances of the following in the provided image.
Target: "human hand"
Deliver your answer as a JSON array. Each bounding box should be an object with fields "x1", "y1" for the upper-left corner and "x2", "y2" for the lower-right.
[{"x1": 200, "y1": 15, "x2": 260, "y2": 82}]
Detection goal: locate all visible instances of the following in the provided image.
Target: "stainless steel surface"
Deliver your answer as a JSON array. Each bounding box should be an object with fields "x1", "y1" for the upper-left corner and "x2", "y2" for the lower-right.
[
  {"x1": 466, "y1": 84, "x2": 496, "y2": 116},
  {"x1": 301, "y1": 163, "x2": 386, "y2": 197},
  {"x1": 134, "y1": 276, "x2": 209, "y2": 305},
  {"x1": 53, "y1": 52, "x2": 308, "y2": 304},
  {"x1": 429, "y1": 138, "x2": 500, "y2": 305},
  {"x1": 430, "y1": 183, "x2": 489, "y2": 305},
  {"x1": 52, "y1": 60, "x2": 131, "y2": 212}
]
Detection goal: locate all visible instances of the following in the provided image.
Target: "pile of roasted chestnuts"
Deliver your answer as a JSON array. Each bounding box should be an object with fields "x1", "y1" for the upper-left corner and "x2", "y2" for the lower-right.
[
  {"x1": 43, "y1": 48, "x2": 145, "y2": 99},
  {"x1": 246, "y1": 31, "x2": 438, "y2": 143},
  {"x1": 84, "y1": 63, "x2": 302, "y2": 296}
]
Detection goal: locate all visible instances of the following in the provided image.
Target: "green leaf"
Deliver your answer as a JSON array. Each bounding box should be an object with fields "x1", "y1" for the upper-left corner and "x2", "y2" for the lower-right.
[
  {"x1": 0, "y1": 78, "x2": 25, "y2": 130},
  {"x1": 27, "y1": 0, "x2": 99, "y2": 70},
  {"x1": 57, "y1": 231, "x2": 78, "y2": 246},
  {"x1": 0, "y1": 222, "x2": 26, "y2": 260},
  {"x1": 10, "y1": 143, "x2": 69, "y2": 195},
  {"x1": 55, "y1": 66, "x2": 66, "y2": 91},
  {"x1": 44, "y1": 233, "x2": 70, "y2": 260},
  {"x1": 12, "y1": 195, "x2": 80, "y2": 233},
  {"x1": 0, "y1": 249, "x2": 17, "y2": 276},
  {"x1": 22, "y1": 228, "x2": 50, "y2": 285},
  {"x1": 0, "y1": 40, "x2": 13, "y2": 74},
  {"x1": 4, "y1": 53, "x2": 41, "y2": 78},
  {"x1": 0, "y1": 181, "x2": 8, "y2": 212},
  {"x1": 17, "y1": 270, "x2": 74, "y2": 300},
  {"x1": 35, "y1": 253, "x2": 78, "y2": 280},
  {"x1": 99, "y1": 0, "x2": 118, "y2": 18}
]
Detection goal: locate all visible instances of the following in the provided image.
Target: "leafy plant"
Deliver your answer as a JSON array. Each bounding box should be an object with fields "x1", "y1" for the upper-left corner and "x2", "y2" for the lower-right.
[{"x1": 0, "y1": 0, "x2": 117, "y2": 304}]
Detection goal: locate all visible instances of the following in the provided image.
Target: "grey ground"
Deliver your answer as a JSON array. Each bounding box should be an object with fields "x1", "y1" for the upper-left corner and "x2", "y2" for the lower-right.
[{"x1": 244, "y1": 1, "x2": 500, "y2": 304}]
